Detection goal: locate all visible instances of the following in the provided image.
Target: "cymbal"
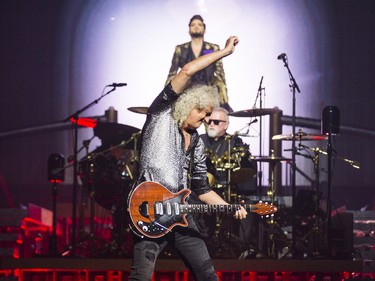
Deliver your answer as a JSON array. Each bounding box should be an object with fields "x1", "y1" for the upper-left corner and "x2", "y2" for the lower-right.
[
  {"x1": 228, "y1": 108, "x2": 281, "y2": 118},
  {"x1": 272, "y1": 133, "x2": 328, "y2": 141},
  {"x1": 252, "y1": 156, "x2": 291, "y2": 163},
  {"x1": 128, "y1": 106, "x2": 148, "y2": 115},
  {"x1": 94, "y1": 122, "x2": 141, "y2": 148}
]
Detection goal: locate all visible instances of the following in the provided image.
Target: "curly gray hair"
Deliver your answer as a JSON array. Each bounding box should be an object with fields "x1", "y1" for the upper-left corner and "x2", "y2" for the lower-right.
[{"x1": 172, "y1": 85, "x2": 220, "y2": 127}]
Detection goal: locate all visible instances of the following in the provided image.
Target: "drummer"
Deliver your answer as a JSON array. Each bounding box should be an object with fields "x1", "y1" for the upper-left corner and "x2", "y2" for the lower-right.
[
  {"x1": 201, "y1": 106, "x2": 240, "y2": 156},
  {"x1": 200, "y1": 107, "x2": 255, "y2": 192}
]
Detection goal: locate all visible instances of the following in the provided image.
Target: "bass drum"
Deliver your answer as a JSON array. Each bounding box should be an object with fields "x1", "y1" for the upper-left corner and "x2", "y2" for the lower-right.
[
  {"x1": 80, "y1": 146, "x2": 137, "y2": 210},
  {"x1": 232, "y1": 148, "x2": 258, "y2": 196}
]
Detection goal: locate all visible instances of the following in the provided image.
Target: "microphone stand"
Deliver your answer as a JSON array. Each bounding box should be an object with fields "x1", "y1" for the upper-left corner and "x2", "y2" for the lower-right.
[
  {"x1": 63, "y1": 85, "x2": 118, "y2": 257},
  {"x1": 279, "y1": 54, "x2": 300, "y2": 257},
  {"x1": 253, "y1": 76, "x2": 264, "y2": 193},
  {"x1": 326, "y1": 127, "x2": 334, "y2": 257}
]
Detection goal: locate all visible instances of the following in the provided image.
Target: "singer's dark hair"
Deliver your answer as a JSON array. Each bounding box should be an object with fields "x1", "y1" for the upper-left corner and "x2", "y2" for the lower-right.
[{"x1": 189, "y1": 15, "x2": 206, "y2": 29}]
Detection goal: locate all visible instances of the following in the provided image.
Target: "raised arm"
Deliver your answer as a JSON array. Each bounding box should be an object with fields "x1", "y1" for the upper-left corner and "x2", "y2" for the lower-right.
[{"x1": 170, "y1": 36, "x2": 239, "y2": 94}]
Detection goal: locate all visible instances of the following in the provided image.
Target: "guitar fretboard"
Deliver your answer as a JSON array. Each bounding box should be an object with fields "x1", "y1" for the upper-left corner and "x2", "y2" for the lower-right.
[
  {"x1": 180, "y1": 204, "x2": 254, "y2": 214},
  {"x1": 153, "y1": 201, "x2": 274, "y2": 217}
]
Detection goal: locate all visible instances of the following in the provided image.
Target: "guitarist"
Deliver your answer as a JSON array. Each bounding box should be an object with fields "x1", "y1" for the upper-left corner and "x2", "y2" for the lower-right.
[{"x1": 128, "y1": 35, "x2": 246, "y2": 281}]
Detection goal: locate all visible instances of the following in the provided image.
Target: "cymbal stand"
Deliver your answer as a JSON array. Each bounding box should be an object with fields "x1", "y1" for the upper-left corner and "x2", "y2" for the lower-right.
[
  {"x1": 100, "y1": 159, "x2": 129, "y2": 258},
  {"x1": 253, "y1": 156, "x2": 292, "y2": 258},
  {"x1": 81, "y1": 138, "x2": 96, "y2": 255},
  {"x1": 296, "y1": 144, "x2": 328, "y2": 257},
  {"x1": 63, "y1": 85, "x2": 119, "y2": 256},
  {"x1": 92, "y1": 138, "x2": 139, "y2": 257},
  {"x1": 210, "y1": 135, "x2": 244, "y2": 258},
  {"x1": 225, "y1": 135, "x2": 233, "y2": 201},
  {"x1": 215, "y1": 135, "x2": 233, "y2": 257},
  {"x1": 75, "y1": 148, "x2": 106, "y2": 257},
  {"x1": 130, "y1": 131, "x2": 141, "y2": 169},
  {"x1": 107, "y1": 132, "x2": 141, "y2": 257},
  {"x1": 279, "y1": 54, "x2": 301, "y2": 257},
  {"x1": 310, "y1": 147, "x2": 327, "y2": 256},
  {"x1": 86, "y1": 154, "x2": 99, "y2": 257},
  {"x1": 265, "y1": 157, "x2": 280, "y2": 258},
  {"x1": 306, "y1": 142, "x2": 359, "y2": 258}
]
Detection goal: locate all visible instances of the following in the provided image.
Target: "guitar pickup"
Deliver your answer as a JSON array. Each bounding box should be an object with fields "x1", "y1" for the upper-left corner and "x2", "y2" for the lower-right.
[
  {"x1": 166, "y1": 202, "x2": 172, "y2": 215},
  {"x1": 174, "y1": 202, "x2": 180, "y2": 215},
  {"x1": 139, "y1": 201, "x2": 150, "y2": 218},
  {"x1": 155, "y1": 202, "x2": 164, "y2": 215}
]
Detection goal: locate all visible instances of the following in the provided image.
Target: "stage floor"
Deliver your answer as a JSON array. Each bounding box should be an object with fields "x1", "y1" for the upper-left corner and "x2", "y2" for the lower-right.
[{"x1": 0, "y1": 257, "x2": 363, "y2": 272}]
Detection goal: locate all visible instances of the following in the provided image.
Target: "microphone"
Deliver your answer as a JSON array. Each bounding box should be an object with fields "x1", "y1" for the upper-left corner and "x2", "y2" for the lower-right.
[
  {"x1": 107, "y1": 83, "x2": 127, "y2": 87},
  {"x1": 234, "y1": 119, "x2": 258, "y2": 137},
  {"x1": 257, "y1": 76, "x2": 264, "y2": 92},
  {"x1": 236, "y1": 133, "x2": 255, "y2": 137},
  {"x1": 277, "y1": 53, "x2": 286, "y2": 60}
]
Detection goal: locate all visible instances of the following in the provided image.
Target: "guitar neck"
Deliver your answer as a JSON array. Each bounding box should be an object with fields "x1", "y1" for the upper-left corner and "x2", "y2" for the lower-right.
[{"x1": 181, "y1": 204, "x2": 254, "y2": 214}]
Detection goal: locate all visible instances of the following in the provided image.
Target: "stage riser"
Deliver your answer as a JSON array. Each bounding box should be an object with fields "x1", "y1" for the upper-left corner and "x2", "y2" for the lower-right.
[
  {"x1": 350, "y1": 210, "x2": 375, "y2": 272},
  {"x1": 7, "y1": 270, "x2": 361, "y2": 281}
]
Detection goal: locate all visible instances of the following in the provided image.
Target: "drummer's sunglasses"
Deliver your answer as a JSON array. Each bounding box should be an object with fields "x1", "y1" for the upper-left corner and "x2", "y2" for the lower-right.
[{"x1": 205, "y1": 119, "x2": 227, "y2": 125}]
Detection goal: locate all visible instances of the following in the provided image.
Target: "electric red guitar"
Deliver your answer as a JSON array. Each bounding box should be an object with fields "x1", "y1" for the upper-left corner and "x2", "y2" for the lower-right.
[{"x1": 128, "y1": 181, "x2": 278, "y2": 238}]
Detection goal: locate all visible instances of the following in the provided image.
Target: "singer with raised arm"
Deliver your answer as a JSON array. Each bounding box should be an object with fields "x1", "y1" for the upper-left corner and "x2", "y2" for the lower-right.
[
  {"x1": 127, "y1": 36, "x2": 246, "y2": 281},
  {"x1": 165, "y1": 15, "x2": 233, "y2": 112}
]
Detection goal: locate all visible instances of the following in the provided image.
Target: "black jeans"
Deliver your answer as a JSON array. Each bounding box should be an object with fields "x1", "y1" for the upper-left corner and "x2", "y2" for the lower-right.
[{"x1": 129, "y1": 223, "x2": 218, "y2": 281}]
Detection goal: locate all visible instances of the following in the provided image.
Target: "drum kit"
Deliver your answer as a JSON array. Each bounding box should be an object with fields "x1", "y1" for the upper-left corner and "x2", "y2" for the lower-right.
[
  {"x1": 196, "y1": 108, "x2": 288, "y2": 258},
  {"x1": 207, "y1": 108, "x2": 332, "y2": 259},
  {"x1": 75, "y1": 117, "x2": 142, "y2": 257},
  {"x1": 80, "y1": 122, "x2": 140, "y2": 210},
  {"x1": 201, "y1": 137, "x2": 258, "y2": 258}
]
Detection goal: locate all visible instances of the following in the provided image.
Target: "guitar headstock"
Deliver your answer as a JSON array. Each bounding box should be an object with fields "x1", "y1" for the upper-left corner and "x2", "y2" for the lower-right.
[{"x1": 251, "y1": 201, "x2": 278, "y2": 216}]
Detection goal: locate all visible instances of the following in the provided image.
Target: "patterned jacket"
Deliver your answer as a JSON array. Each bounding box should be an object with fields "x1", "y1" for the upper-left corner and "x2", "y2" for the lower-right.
[{"x1": 166, "y1": 41, "x2": 228, "y2": 105}]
